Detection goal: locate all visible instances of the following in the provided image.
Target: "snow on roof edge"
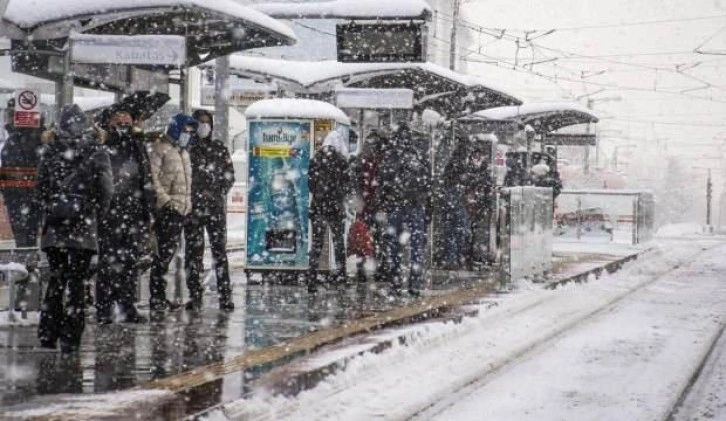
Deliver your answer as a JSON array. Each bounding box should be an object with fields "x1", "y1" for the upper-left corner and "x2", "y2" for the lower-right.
[
  {"x1": 472, "y1": 102, "x2": 598, "y2": 122},
  {"x1": 245, "y1": 98, "x2": 351, "y2": 125},
  {"x1": 5, "y1": 0, "x2": 296, "y2": 43},
  {"x1": 252, "y1": 0, "x2": 431, "y2": 20}
]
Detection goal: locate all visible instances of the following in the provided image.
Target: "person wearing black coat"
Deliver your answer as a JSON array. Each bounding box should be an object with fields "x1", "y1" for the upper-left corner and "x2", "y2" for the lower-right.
[
  {"x1": 36, "y1": 104, "x2": 114, "y2": 353},
  {"x1": 184, "y1": 109, "x2": 235, "y2": 311},
  {"x1": 0, "y1": 99, "x2": 45, "y2": 247},
  {"x1": 308, "y1": 131, "x2": 350, "y2": 290},
  {"x1": 95, "y1": 110, "x2": 155, "y2": 324}
]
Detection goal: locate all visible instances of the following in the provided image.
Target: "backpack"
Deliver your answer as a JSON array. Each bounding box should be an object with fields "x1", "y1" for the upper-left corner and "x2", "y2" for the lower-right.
[{"x1": 45, "y1": 158, "x2": 92, "y2": 226}]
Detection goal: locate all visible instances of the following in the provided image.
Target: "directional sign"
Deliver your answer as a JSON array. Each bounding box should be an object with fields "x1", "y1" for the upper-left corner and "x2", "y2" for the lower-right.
[
  {"x1": 13, "y1": 90, "x2": 41, "y2": 129},
  {"x1": 544, "y1": 133, "x2": 597, "y2": 146},
  {"x1": 70, "y1": 34, "x2": 187, "y2": 67}
]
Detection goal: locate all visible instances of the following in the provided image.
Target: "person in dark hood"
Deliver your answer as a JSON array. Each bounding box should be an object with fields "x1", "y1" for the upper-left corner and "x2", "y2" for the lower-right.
[
  {"x1": 460, "y1": 138, "x2": 495, "y2": 268},
  {"x1": 146, "y1": 114, "x2": 196, "y2": 312},
  {"x1": 307, "y1": 131, "x2": 351, "y2": 292},
  {"x1": 183, "y1": 109, "x2": 235, "y2": 311},
  {"x1": 36, "y1": 104, "x2": 114, "y2": 352},
  {"x1": 377, "y1": 124, "x2": 432, "y2": 296},
  {"x1": 95, "y1": 109, "x2": 155, "y2": 324},
  {"x1": 0, "y1": 98, "x2": 46, "y2": 247}
]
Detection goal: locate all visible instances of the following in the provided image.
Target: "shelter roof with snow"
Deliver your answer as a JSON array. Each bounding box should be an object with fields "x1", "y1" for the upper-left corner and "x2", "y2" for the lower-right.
[
  {"x1": 2, "y1": 0, "x2": 297, "y2": 85},
  {"x1": 216, "y1": 56, "x2": 521, "y2": 117},
  {"x1": 252, "y1": 0, "x2": 431, "y2": 20},
  {"x1": 245, "y1": 98, "x2": 351, "y2": 125},
  {"x1": 463, "y1": 102, "x2": 599, "y2": 133}
]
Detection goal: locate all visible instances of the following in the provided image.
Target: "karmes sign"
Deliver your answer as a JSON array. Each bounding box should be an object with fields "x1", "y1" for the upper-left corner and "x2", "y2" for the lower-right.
[{"x1": 70, "y1": 34, "x2": 186, "y2": 67}]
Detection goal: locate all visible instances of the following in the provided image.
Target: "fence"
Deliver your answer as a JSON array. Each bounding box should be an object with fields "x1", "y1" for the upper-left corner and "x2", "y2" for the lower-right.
[
  {"x1": 500, "y1": 186, "x2": 554, "y2": 284},
  {"x1": 556, "y1": 190, "x2": 655, "y2": 245}
]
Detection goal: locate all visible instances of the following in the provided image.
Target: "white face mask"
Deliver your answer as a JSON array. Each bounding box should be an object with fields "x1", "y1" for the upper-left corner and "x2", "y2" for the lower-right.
[
  {"x1": 197, "y1": 123, "x2": 212, "y2": 139},
  {"x1": 178, "y1": 132, "x2": 193, "y2": 148}
]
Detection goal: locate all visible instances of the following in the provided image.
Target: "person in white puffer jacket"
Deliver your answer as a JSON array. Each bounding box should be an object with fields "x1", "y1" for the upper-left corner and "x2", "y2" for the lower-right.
[{"x1": 145, "y1": 113, "x2": 196, "y2": 312}]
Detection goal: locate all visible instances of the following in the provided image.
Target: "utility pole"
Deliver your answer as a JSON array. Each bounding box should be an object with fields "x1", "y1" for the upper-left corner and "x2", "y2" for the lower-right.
[
  {"x1": 449, "y1": 0, "x2": 461, "y2": 71},
  {"x1": 707, "y1": 168, "x2": 713, "y2": 227}
]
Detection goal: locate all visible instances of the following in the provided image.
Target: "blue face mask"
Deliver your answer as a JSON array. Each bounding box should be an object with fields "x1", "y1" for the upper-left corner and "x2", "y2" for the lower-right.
[{"x1": 178, "y1": 132, "x2": 194, "y2": 148}]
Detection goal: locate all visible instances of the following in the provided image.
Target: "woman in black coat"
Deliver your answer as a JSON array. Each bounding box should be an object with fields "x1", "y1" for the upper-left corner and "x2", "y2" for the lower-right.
[{"x1": 36, "y1": 105, "x2": 114, "y2": 353}]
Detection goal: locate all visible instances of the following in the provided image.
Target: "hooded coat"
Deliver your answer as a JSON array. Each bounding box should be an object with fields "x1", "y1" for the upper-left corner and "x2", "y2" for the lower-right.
[
  {"x1": 189, "y1": 110, "x2": 235, "y2": 209},
  {"x1": 145, "y1": 114, "x2": 195, "y2": 215},
  {"x1": 309, "y1": 131, "x2": 350, "y2": 217},
  {"x1": 36, "y1": 105, "x2": 114, "y2": 251}
]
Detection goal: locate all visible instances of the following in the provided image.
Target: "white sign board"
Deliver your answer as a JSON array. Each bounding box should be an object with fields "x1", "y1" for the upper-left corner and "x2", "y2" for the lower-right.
[
  {"x1": 13, "y1": 90, "x2": 41, "y2": 129},
  {"x1": 70, "y1": 34, "x2": 186, "y2": 67},
  {"x1": 335, "y1": 88, "x2": 414, "y2": 110}
]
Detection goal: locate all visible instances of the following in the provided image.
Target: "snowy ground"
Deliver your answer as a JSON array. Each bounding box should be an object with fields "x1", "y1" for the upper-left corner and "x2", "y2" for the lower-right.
[{"x1": 211, "y1": 235, "x2": 726, "y2": 421}]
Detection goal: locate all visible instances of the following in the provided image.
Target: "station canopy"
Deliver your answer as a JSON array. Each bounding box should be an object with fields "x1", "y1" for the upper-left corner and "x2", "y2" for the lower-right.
[
  {"x1": 3, "y1": 0, "x2": 296, "y2": 57},
  {"x1": 252, "y1": 0, "x2": 431, "y2": 20},
  {"x1": 216, "y1": 55, "x2": 521, "y2": 117},
  {"x1": 462, "y1": 102, "x2": 599, "y2": 133}
]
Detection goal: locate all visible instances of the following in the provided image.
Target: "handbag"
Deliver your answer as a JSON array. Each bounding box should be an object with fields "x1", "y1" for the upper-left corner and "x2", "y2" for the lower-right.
[{"x1": 348, "y1": 218, "x2": 375, "y2": 258}]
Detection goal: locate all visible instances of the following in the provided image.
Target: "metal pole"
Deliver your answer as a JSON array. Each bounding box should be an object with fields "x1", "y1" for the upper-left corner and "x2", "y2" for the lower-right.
[
  {"x1": 214, "y1": 56, "x2": 230, "y2": 147},
  {"x1": 707, "y1": 169, "x2": 713, "y2": 227},
  {"x1": 7, "y1": 269, "x2": 15, "y2": 323},
  {"x1": 56, "y1": 43, "x2": 74, "y2": 121},
  {"x1": 576, "y1": 196, "x2": 582, "y2": 241},
  {"x1": 180, "y1": 68, "x2": 190, "y2": 114},
  {"x1": 449, "y1": 0, "x2": 461, "y2": 71}
]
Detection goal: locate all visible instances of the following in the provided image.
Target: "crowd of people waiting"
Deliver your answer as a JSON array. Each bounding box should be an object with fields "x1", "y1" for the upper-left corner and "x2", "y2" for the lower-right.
[
  {"x1": 0, "y1": 99, "x2": 562, "y2": 353},
  {"x1": 0, "y1": 99, "x2": 234, "y2": 353}
]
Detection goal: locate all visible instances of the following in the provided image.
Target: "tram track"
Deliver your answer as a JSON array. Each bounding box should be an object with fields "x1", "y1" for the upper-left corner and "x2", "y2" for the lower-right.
[{"x1": 404, "y1": 243, "x2": 725, "y2": 421}]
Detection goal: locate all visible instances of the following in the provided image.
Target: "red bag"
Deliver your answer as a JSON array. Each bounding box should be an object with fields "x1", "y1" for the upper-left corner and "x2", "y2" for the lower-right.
[{"x1": 348, "y1": 219, "x2": 375, "y2": 257}]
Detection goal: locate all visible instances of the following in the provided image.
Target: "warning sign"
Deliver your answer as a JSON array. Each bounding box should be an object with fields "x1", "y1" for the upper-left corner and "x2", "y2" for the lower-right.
[{"x1": 13, "y1": 90, "x2": 41, "y2": 129}]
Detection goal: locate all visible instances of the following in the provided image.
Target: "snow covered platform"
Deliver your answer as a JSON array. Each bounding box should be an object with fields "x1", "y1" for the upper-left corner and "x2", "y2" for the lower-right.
[{"x1": 0, "y1": 242, "x2": 653, "y2": 419}]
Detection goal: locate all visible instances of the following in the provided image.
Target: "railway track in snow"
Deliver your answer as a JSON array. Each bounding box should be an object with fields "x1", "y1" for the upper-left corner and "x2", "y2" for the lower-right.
[{"x1": 403, "y1": 244, "x2": 724, "y2": 421}]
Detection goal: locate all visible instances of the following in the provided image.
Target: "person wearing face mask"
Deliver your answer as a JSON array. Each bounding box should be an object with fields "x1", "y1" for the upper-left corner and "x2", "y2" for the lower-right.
[
  {"x1": 145, "y1": 114, "x2": 196, "y2": 312},
  {"x1": 183, "y1": 110, "x2": 235, "y2": 311},
  {"x1": 95, "y1": 110, "x2": 155, "y2": 323},
  {"x1": 36, "y1": 104, "x2": 114, "y2": 352}
]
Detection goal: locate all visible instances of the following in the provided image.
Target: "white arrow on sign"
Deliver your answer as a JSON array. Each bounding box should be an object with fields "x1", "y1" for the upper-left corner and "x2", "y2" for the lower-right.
[{"x1": 70, "y1": 34, "x2": 187, "y2": 67}]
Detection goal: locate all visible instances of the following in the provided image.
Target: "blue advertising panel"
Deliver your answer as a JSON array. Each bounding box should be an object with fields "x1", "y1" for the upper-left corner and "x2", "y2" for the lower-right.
[{"x1": 246, "y1": 120, "x2": 312, "y2": 269}]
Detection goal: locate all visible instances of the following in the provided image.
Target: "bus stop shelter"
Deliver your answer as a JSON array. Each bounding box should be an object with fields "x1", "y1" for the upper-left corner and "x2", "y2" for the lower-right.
[
  {"x1": 212, "y1": 55, "x2": 521, "y2": 118},
  {"x1": 0, "y1": 0, "x2": 297, "y2": 111}
]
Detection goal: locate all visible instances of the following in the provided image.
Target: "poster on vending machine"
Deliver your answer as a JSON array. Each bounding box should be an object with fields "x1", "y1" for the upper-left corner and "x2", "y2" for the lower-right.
[{"x1": 246, "y1": 120, "x2": 312, "y2": 270}]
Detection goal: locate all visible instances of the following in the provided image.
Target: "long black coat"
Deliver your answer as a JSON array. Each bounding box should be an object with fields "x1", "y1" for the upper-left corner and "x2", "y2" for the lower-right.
[
  {"x1": 99, "y1": 132, "x2": 154, "y2": 248},
  {"x1": 36, "y1": 140, "x2": 113, "y2": 252},
  {"x1": 309, "y1": 145, "x2": 350, "y2": 217},
  {"x1": 188, "y1": 137, "x2": 235, "y2": 211}
]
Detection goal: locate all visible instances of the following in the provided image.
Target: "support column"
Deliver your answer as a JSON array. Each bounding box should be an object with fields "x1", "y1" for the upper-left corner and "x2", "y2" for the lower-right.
[
  {"x1": 213, "y1": 56, "x2": 230, "y2": 147},
  {"x1": 56, "y1": 46, "x2": 74, "y2": 121},
  {"x1": 180, "y1": 68, "x2": 190, "y2": 114}
]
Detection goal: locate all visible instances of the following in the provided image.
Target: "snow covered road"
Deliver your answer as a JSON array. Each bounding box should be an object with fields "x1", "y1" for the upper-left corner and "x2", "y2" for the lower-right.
[{"x1": 222, "y1": 237, "x2": 726, "y2": 421}]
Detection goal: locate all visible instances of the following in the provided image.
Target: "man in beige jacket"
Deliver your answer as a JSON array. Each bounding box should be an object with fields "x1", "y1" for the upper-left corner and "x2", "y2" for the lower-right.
[{"x1": 146, "y1": 113, "x2": 196, "y2": 312}]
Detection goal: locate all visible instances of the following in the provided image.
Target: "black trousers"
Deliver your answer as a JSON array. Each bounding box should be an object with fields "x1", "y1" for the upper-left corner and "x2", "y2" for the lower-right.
[
  {"x1": 184, "y1": 202, "x2": 231, "y2": 304},
  {"x1": 96, "y1": 231, "x2": 144, "y2": 318},
  {"x1": 38, "y1": 248, "x2": 94, "y2": 348},
  {"x1": 149, "y1": 206, "x2": 185, "y2": 307},
  {"x1": 4, "y1": 189, "x2": 41, "y2": 247},
  {"x1": 309, "y1": 207, "x2": 346, "y2": 276}
]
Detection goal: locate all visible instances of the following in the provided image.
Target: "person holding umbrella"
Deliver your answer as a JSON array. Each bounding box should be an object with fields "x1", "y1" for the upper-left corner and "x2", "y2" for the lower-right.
[
  {"x1": 183, "y1": 109, "x2": 235, "y2": 311},
  {"x1": 94, "y1": 104, "x2": 156, "y2": 324}
]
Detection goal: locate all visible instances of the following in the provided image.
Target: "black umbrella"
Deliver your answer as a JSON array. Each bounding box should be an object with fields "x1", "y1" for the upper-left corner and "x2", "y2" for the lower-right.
[{"x1": 94, "y1": 91, "x2": 170, "y2": 130}]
